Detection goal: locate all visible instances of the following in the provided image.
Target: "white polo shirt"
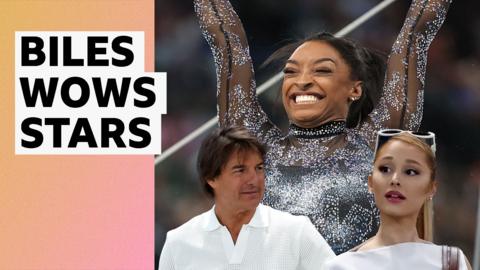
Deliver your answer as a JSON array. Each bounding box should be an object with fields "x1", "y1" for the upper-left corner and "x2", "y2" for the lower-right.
[{"x1": 159, "y1": 204, "x2": 335, "y2": 270}]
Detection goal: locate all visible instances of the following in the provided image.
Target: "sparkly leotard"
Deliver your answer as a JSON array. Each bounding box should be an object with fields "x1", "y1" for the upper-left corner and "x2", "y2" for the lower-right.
[{"x1": 194, "y1": 0, "x2": 451, "y2": 254}]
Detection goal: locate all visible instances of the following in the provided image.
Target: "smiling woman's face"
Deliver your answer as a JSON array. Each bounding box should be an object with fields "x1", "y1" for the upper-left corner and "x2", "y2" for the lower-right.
[
  {"x1": 369, "y1": 140, "x2": 436, "y2": 219},
  {"x1": 281, "y1": 40, "x2": 362, "y2": 128}
]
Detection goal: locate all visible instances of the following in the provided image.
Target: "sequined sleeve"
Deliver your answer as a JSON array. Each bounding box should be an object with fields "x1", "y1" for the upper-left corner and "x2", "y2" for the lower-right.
[
  {"x1": 358, "y1": 0, "x2": 451, "y2": 146},
  {"x1": 194, "y1": 0, "x2": 281, "y2": 139}
]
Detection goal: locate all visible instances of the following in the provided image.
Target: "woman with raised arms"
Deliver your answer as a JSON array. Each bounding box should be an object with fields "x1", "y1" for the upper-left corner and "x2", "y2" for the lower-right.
[{"x1": 194, "y1": 0, "x2": 452, "y2": 253}]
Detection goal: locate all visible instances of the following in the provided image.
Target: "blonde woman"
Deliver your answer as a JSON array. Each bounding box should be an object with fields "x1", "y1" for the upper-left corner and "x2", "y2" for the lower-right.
[{"x1": 325, "y1": 130, "x2": 472, "y2": 269}]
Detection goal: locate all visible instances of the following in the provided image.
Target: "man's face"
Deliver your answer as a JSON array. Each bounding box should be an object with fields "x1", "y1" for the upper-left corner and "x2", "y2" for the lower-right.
[{"x1": 208, "y1": 149, "x2": 265, "y2": 213}]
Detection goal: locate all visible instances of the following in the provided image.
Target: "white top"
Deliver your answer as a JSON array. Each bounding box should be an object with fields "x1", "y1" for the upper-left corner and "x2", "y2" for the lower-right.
[
  {"x1": 158, "y1": 204, "x2": 335, "y2": 270},
  {"x1": 325, "y1": 242, "x2": 468, "y2": 270}
]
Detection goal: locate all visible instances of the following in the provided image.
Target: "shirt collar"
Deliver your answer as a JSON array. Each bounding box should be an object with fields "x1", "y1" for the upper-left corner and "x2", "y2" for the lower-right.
[{"x1": 202, "y1": 204, "x2": 269, "y2": 231}]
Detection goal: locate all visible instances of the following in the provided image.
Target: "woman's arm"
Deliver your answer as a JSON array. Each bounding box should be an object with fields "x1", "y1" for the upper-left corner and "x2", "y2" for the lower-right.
[
  {"x1": 358, "y1": 0, "x2": 452, "y2": 146},
  {"x1": 194, "y1": 0, "x2": 279, "y2": 137}
]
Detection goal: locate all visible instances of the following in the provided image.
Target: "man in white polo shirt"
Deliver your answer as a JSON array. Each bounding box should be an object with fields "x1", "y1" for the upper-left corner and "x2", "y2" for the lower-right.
[{"x1": 159, "y1": 126, "x2": 335, "y2": 270}]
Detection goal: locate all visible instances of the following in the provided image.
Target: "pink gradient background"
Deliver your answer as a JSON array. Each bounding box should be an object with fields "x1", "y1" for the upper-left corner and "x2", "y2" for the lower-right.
[{"x1": 0, "y1": 0, "x2": 155, "y2": 269}]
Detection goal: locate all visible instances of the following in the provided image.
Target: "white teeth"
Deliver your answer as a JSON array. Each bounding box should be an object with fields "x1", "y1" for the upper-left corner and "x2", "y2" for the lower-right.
[
  {"x1": 295, "y1": 95, "x2": 319, "y2": 104},
  {"x1": 387, "y1": 193, "x2": 404, "y2": 199}
]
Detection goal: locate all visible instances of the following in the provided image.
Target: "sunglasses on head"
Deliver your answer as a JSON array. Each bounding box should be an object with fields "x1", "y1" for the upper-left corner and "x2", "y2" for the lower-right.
[{"x1": 375, "y1": 129, "x2": 436, "y2": 155}]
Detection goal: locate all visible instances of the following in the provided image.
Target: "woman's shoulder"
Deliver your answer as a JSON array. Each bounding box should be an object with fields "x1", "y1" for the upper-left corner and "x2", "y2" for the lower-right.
[
  {"x1": 355, "y1": 241, "x2": 438, "y2": 253},
  {"x1": 325, "y1": 242, "x2": 470, "y2": 270},
  {"x1": 323, "y1": 242, "x2": 417, "y2": 270}
]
